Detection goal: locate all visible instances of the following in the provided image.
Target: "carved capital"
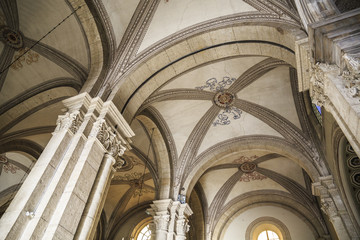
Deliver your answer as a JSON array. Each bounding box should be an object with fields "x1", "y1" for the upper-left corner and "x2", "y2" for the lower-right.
[
  {"x1": 153, "y1": 214, "x2": 170, "y2": 231},
  {"x1": 176, "y1": 218, "x2": 190, "y2": 236},
  {"x1": 95, "y1": 120, "x2": 127, "y2": 160},
  {"x1": 54, "y1": 110, "x2": 82, "y2": 134}
]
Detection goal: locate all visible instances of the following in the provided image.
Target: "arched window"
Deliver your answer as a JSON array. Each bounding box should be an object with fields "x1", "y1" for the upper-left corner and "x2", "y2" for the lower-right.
[
  {"x1": 131, "y1": 217, "x2": 153, "y2": 240},
  {"x1": 136, "y1": 224, "x2": 151, "y2": 240},
  {"x1": 245, "y1": 217, "x2": 291, "y2": 240},
  {"x1": 258, "y1": 230, "x2": 280, "y2": 240}
]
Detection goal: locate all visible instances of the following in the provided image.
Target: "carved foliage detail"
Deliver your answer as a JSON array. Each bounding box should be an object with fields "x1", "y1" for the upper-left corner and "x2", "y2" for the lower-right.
[
  {"x1": 154, "y1": 215, "x2": 170, "y2": 231},
  {"x1": 54, "y1": 110, "x2": 82, "y2": 134},
  {"x1": 176, "y1": 218, "x2": 190, "y2": 235},
  {"x1": 96, "y1": 121, "x2": 126, "y2": 159},
  {"x1": 342, "y1": 54, "x2": 360, "y2": 97}
]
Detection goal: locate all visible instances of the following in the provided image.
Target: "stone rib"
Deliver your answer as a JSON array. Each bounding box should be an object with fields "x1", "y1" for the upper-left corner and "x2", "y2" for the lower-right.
[
  {"x1": 139, "y1": 89, "x2": 214, "y2": 113},
  {"x1": 0, "y1": 45, "x2": 15, "y2": 91},
  {"x1": 0, "y1": 0, "x2": 19, "y2": 30},
  {"x1": 228, "y1": 58, "x2": 288, "y2": 93},
  {"x1": 234, "y1": 99, "x2": 314, "y2": 159},
  {"x1": 176, "y1": 105, "x2": 220, "y2": 187},
  {"x1": 207, "y1": 170, "x2": 243, "y2": 231},
  {"x1": 23, "y1": 37, "x2": 88, "y2": 82}
]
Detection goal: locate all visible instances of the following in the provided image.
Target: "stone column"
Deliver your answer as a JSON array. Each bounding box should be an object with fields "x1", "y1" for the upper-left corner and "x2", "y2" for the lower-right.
[
  {"x1": 174, "y1": 203, "x2": 192, "y2": 240},
  {"x1": 74, "y1": 153, "x2": 116, "y2": 240},
  {"x1": 312, "y1": 175, "x2": 358, "y2": 239},
  {"x1": 0, "y1": 93, "x2": 134, "y2": 240},
  {"x1": 147, "y1": 199, "x2": 193, "y2": 240}
]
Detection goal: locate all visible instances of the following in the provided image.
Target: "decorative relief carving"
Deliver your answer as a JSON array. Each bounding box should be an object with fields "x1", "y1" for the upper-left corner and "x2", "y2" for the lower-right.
[
  {"x1": 113, "y1": 154, "x2": 142, "y2": 172},
  {"x1": 176, "y1": 218, "x2": 190, "y2": 235},
  {"x1": 240, "y1": 162, "x2": 257, "y2": 173},
  {"x1": 54, "y1": 110, "x2": 81, "y2": 134},
  {"x1": 214, "y1": 91, "x2": 235, "y2": 108},
  {"x1": 11, "y1": 48, "x2": 40, "y2": 71},
  {"x1": 320, "y1": 198, "x2": 339, "y2": 221},
  {"x1": 0, "y1": 26, "x2": 23, "y2": 49},
  {"x1": 342, "y1": 54, "x2": 360, "y2": 97},
  {"x1": 233, "y1": 155, "x2": 267, "y2": 182},
  {"x1": 154, "y1": 215, "x2": 170, "y2": 231},
  {"x1": 96, "y1": 120, "x2": 126, "y2": 159},
  {"x1": 310, "y1": 63, "x2": 327, "y2": 107}
]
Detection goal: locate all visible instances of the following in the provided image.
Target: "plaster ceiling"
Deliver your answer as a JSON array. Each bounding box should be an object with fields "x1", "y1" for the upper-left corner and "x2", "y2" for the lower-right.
[
  {"x1": 138, "y1": 0, "x2": 257, "y2": 52},
  {"x1": 0, "y1": 0, "x2": 325, "y2": 238}
]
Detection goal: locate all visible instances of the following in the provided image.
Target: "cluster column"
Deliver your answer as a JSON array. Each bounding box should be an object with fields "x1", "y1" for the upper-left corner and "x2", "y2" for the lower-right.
[
  {"x1": 147, "y1": 199, "x2": 193, "y2": 240},
  {"x1": 0, "y1": 93, "x2": 134, "y2": 240}
]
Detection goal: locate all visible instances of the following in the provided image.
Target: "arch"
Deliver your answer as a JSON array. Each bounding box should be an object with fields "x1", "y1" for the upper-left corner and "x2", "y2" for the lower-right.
[
  {"x1": 245, "y1": 217, "x2": 291, "y2": 240},
  {"x1": 135, "y1": 114, "x2": 172, "y2": 199},
  {"x1": 212, "y1": 190, "x2": 326, "y2": 239},
  {"x1": 0, "y1": 139, "x2": 43, "y2": 159},
  {"x1": 65, "y1": 0, "x2": 105, "y2": 95},
  {"x1": 332, "y1": 126, "x2": 360, "y2": 230},
  {"x1": 110, "y1": 24, "x2": 299, "y2": 121},
  {"x1": 183, "y1": 136, "x2": 321, "y2": 198}
]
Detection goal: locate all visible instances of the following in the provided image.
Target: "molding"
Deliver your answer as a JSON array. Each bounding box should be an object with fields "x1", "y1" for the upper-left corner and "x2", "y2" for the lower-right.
[
  {"x1": 245, "y1": 216, "x2": 292, "y2": 240},
  {"x1": 142, "y1": 106, "x2": 178, "y2": 171},
  {"x1": 228, "y1": 58, "x2": 289, "y2": 93},
  {"x1": 184, "y1": 135, "x2": 321, "y2": 197},
  {"x1": 234, "y1": 98, "x2": 328, "y2": 175},
  {"x1": 214, "y1": 190, "x2": 326, "y2": 238},
  {"x1": 109, "y1": 0, "x2": 159, "y2": 78},
  {"x1": 207, "y1": 171, "x2": 243, "y2": 231},
  {"x1": 0, "y1": 126, "x2": 55, "y2": 145},
  {"x1": 176, "y1": 105, "x2": 220, "y2": 193},
  {"x1": 120, "y1": 40, "x2": 295, "y2": 114},
  {"x1": 139, "y1": 89, "x2": 214, "y2": 113},
  {"x1": 122, "y1": 13, "x2": 300, "y2": 78},
  {"x1": 257, "y1": 167, "x2": 326, "y2": 229}
]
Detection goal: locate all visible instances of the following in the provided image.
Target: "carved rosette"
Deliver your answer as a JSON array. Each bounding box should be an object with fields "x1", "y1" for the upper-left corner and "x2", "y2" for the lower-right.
[
  {"x1": 154, "y1": 214, "x2": 170, "y2": 231},
  {"x1": 54, "y1": 110, "x2": 82, "y2": 134},
  {"x1": 0, "y1": 26, "x2": 23, "y2": 49}
]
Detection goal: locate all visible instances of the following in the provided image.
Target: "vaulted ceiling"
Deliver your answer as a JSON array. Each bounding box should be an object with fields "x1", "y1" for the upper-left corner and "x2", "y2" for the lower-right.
[{"x1": 0, "y1": 0, "x2": 329, "y2": 239}]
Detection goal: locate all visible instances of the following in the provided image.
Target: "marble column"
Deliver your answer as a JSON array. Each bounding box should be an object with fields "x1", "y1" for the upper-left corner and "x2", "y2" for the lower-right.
[
  {"x1": 147, "y1": 199, "x2": 193, "y2": 240},
  {"x1": 312, "y1": 176, "x2": 358, "y2": 240},
  {"x1": 0, "y1": 93, "x2": 134, "y2": 240}
]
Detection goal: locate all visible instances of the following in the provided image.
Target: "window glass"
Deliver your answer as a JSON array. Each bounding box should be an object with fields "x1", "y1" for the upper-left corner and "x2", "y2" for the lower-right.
[
  {"x1": 257, "y1": 230, "x2": 280, "y2": 240},
  {"x1": 137, "y1": 224, "x2": 151, "y2": 240}
]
